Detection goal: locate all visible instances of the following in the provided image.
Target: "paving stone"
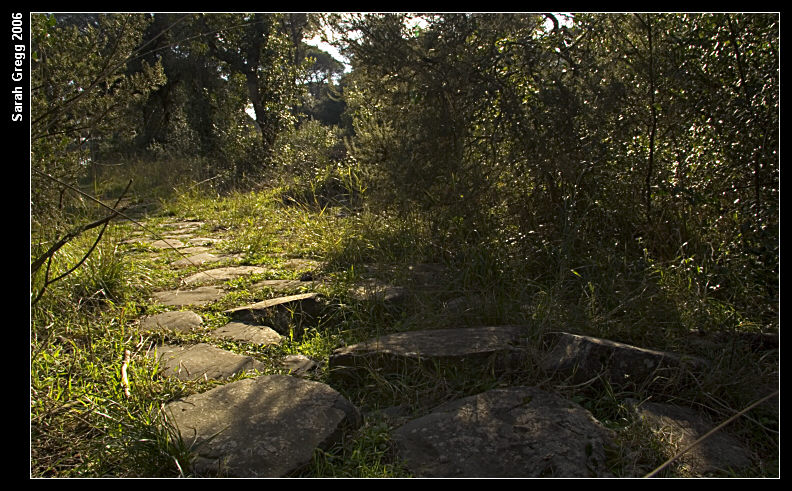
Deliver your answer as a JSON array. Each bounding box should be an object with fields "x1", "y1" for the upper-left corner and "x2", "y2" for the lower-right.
[
  {"x1": 541, "y1": 332, "x2": 708, "y2": 390},
  {"x1": 164, "y1": 375, "x2": 361, "y2": 477},
  {"x1": 139, "y1": 310, "x2": 203, "y2": 333},
  {"x1": 152, "y1": 286, "x2": 225, "y2": 306},
  {"x1": 175, "y1": 246, "x2": 212, "y2": 255},
  {"x1": 280, "y1": 354, "x2": 319, "y2": 376},
  {"x1": 170, "y1": 252, "x2": 226, "y2": 268},
  {"x1": 149, "y1": 238, "x2": 187, "y2": 249},
  {"x1": 209, "y1": 321, "x2": 284, "y2": 346},
  {"x1": 163, "y1": 233, "x2": 194, "y2": 241},
  {"x1": 162, "y1": 220, "x2": 204, "y2": 231},
  {"x1": 628, "y1": 400, "x2": 754, "y2": 475},
  {"x1": 182, "y1": 265, "x2": 269, "y2": 285},
  {"x1": 281, "y1": 258, "x2": 322, "y2": 272},
  {"x1": 224, "y1": 293, "x2": 326, "y2": 336},
  {"x1": 187, "y1": 237, "x2": 222, "y2": 246},
  {"x1": 328, "y1": 326, "x2": 532, "y2": 377},
  {"x1": 392, "y1": 386, "x2": 615, "y2": 477},
  {"x1": 442, "y1": 295, "x2": 483, "y2": 314},
  {"x1": 150, "y1": 343, "x2": 266, "y2": 381},
  {"x1": 360, "y1": 263, "x2": 448, "y2": 289},
  {"x1": 120, "y1": 235, "x2": 147, "y2": 244}
]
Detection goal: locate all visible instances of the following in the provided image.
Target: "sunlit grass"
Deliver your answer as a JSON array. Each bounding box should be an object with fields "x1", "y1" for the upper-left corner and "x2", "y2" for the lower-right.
[{"x1": 30, "y1": 168, "x2": 778, "y2": 477}]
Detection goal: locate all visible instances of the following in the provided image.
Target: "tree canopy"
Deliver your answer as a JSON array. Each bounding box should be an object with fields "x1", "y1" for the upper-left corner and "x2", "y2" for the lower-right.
[{"x1": 31, "y1": 11, "x2": 778, "y2": 329}]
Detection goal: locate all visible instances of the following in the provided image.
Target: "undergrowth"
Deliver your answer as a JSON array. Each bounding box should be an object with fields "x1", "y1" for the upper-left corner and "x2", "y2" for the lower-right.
[{"x1": 30, "y1": 174, "x2": 778, "y2": 478}]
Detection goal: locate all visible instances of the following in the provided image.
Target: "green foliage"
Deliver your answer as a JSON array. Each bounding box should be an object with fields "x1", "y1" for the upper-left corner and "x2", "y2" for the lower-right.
[
  {"x1": 272, "y1": 119, "x2": 347, "y2": 179},
  {"x1": 295, "y1": 420, "x2": 410, "y2": 477},
  {"x1": 270, "y1": 120, "x2": 365, "y2": 208},
  {"x1": 339, "y1": 12, "x2": 778, "y2": 338},
  {"x1": 30, "y1": 12, "x2": 778, "y2": 478},
  {"x1": 31, "y1": 13, "x2": 165, "y2": 232}
]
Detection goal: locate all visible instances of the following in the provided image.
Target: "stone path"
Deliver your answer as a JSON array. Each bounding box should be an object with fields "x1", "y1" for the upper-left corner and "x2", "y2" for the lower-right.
[
  {"x1": 164, "y1": 375, "x2": 361, "y2": 477},
  {"x1": 129, "y1": 218, "x2": 760, "y2": 478}
]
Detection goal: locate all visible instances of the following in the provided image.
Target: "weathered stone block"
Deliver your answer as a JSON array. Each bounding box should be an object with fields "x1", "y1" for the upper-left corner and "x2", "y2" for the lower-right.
[
  {"x1": 329, "y1": 326, "x2": 533, "y2": 379},
  {"x1": 628, "y1": 399, "x2": 754, "y2": 475},
  {"x1": 139, "y1": 310, "x2": 203, "y2": 333},
  {"x1": 392, "y1": 386, "x2": 615, "y2": 477},
  {"x1": 152, "y1": 286, "x2": 225, "y2": 306},
  {"x1": 182, "y1": 265, "x2": 269, "y2": 285},
  {"x1": 541, "y1": 332, "x2": 708, "y2": 390},
  {"x1": 164, "y1": 375, "x2": 361, "y2": 477},
  {"x1": 150, "y1": 343, "x2": 266, "y2": 381},
  {"x1": 209, "y1": 321, "x2": 283, "y2": 346},
  {"x1": 224, "y1": 293, "x2": 326, "y2": 336}
]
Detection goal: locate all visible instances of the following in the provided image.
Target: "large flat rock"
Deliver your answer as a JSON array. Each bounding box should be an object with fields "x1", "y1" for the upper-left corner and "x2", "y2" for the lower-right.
[
  {"x1": 250, "y1": 279, "x2": 314, "y2": 292},
  {"x1": 392, "y1": 386, "x2": 614, "y2": 477},
  {"x1": 139, "y1": 310, "x2": 203, "y2": 333},
  {"x1": 170, "y1": 252, "x2": 227, "y2": 269},
  {"x1": 150, "y1": 343, "x2": 266, "y2": 381},
  {"x1": 182, "y1": 266, "x2": 269, "y2": 286},
  {"x1": 328, "y1": 326, "x2": 532, "y2": 376},
  {"x1": 164, "y1": 375, "x2": 361, "y2": 477},
  {"x1": 161, "y1": 220, "x2": 204, "y2": 231},
  {"x1": 149, "y1": 238, "x2": 187, "y2": 249},
  {"x1": 151, "y1": 286, "x2": 225, "y2": 306},
  {"x1": 349, "y1": 279, "x2": 407, "y2": 305}
]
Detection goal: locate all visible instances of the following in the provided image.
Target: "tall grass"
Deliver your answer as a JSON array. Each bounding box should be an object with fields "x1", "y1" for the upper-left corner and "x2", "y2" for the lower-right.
[{"x1": 31, "y1": 157, "x2": 777, "y2": 477}]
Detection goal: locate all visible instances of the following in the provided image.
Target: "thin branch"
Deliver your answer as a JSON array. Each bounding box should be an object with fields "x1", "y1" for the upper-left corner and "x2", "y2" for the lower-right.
[
  {"x1": 31, "y1": 179, "x2": 130, "y2": 277},
  {"x1": 31, "y1": 168, "x2": 218, "y2": 279},
  {"x1": 31, "y1": 178, "x2": 131, "y2": 306}
]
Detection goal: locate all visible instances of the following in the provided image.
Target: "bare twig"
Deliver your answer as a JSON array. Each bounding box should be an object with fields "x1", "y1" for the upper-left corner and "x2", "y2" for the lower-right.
[
  {"x1": 30, "y1": 178, "x2": 131, "y2": 277},
  {"x1": 31, "y1": 168, "x2": 217, "y2": 284},
  {"x1": 120, "y1": 350, "x2": 132, "y2": 399},
  {"x1": 31, "y1": 178, "x2": 132, "y2": 306}
]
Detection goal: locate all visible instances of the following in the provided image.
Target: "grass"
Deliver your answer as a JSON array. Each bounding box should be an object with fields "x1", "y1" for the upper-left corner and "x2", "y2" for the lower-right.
[{"x1": 30, "y1": 174, "x2": 778, "y2": 478}]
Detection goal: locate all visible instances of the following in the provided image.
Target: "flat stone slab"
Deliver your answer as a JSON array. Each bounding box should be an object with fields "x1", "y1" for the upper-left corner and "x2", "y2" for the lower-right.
[
  {"x1": 152, "y1": 286, "x2": 225, "y2": 306},
  {"x1": 224, "y1": 293, "x2": 326, "y2": 335},
  {"x1": 150, "y1": 343, "x2": 266, "y2": 381},
  {"x1": 182, "y1": 266, "x2": 269, "y2": 285},
  {"x1": 281, "y1": 258, "x2": 322, "y2": 272},
  {"x1": 187, "y1": 237, "x2": 222, "y2": 246},
  {"x1": 176, "y1": 246, "x2": 212, "y2": 255},
  {"x1": 392, "y1": 386, "x2": 614, "y2": 477},
  {"x1": 164, "y1": 375, "x2": 361, "y2": 477},
  {"x1": 329, "y1": 326, "x2": 531, "y2": 376},
  {"x1": 170, "y1": 252, "x2": 227, "y2": 269},
  {"x1": 209, "y1": 321, "x2": 284, "y2": 346},
  {"x1": 628, "y1": 400, "x2": 753, "y2": 475},
  {"x1": 542, "y1": 332, "x2": 708, "y2": 389},
  {"x1": 149, "y1": 238, "x2": 187, "y2": 249},
  {"x1": 139, "y1": 310, "x2": 203, "y2": 333},
  {"x1": 280, "y1": 354, "x2": 319, "y2": 376}
]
